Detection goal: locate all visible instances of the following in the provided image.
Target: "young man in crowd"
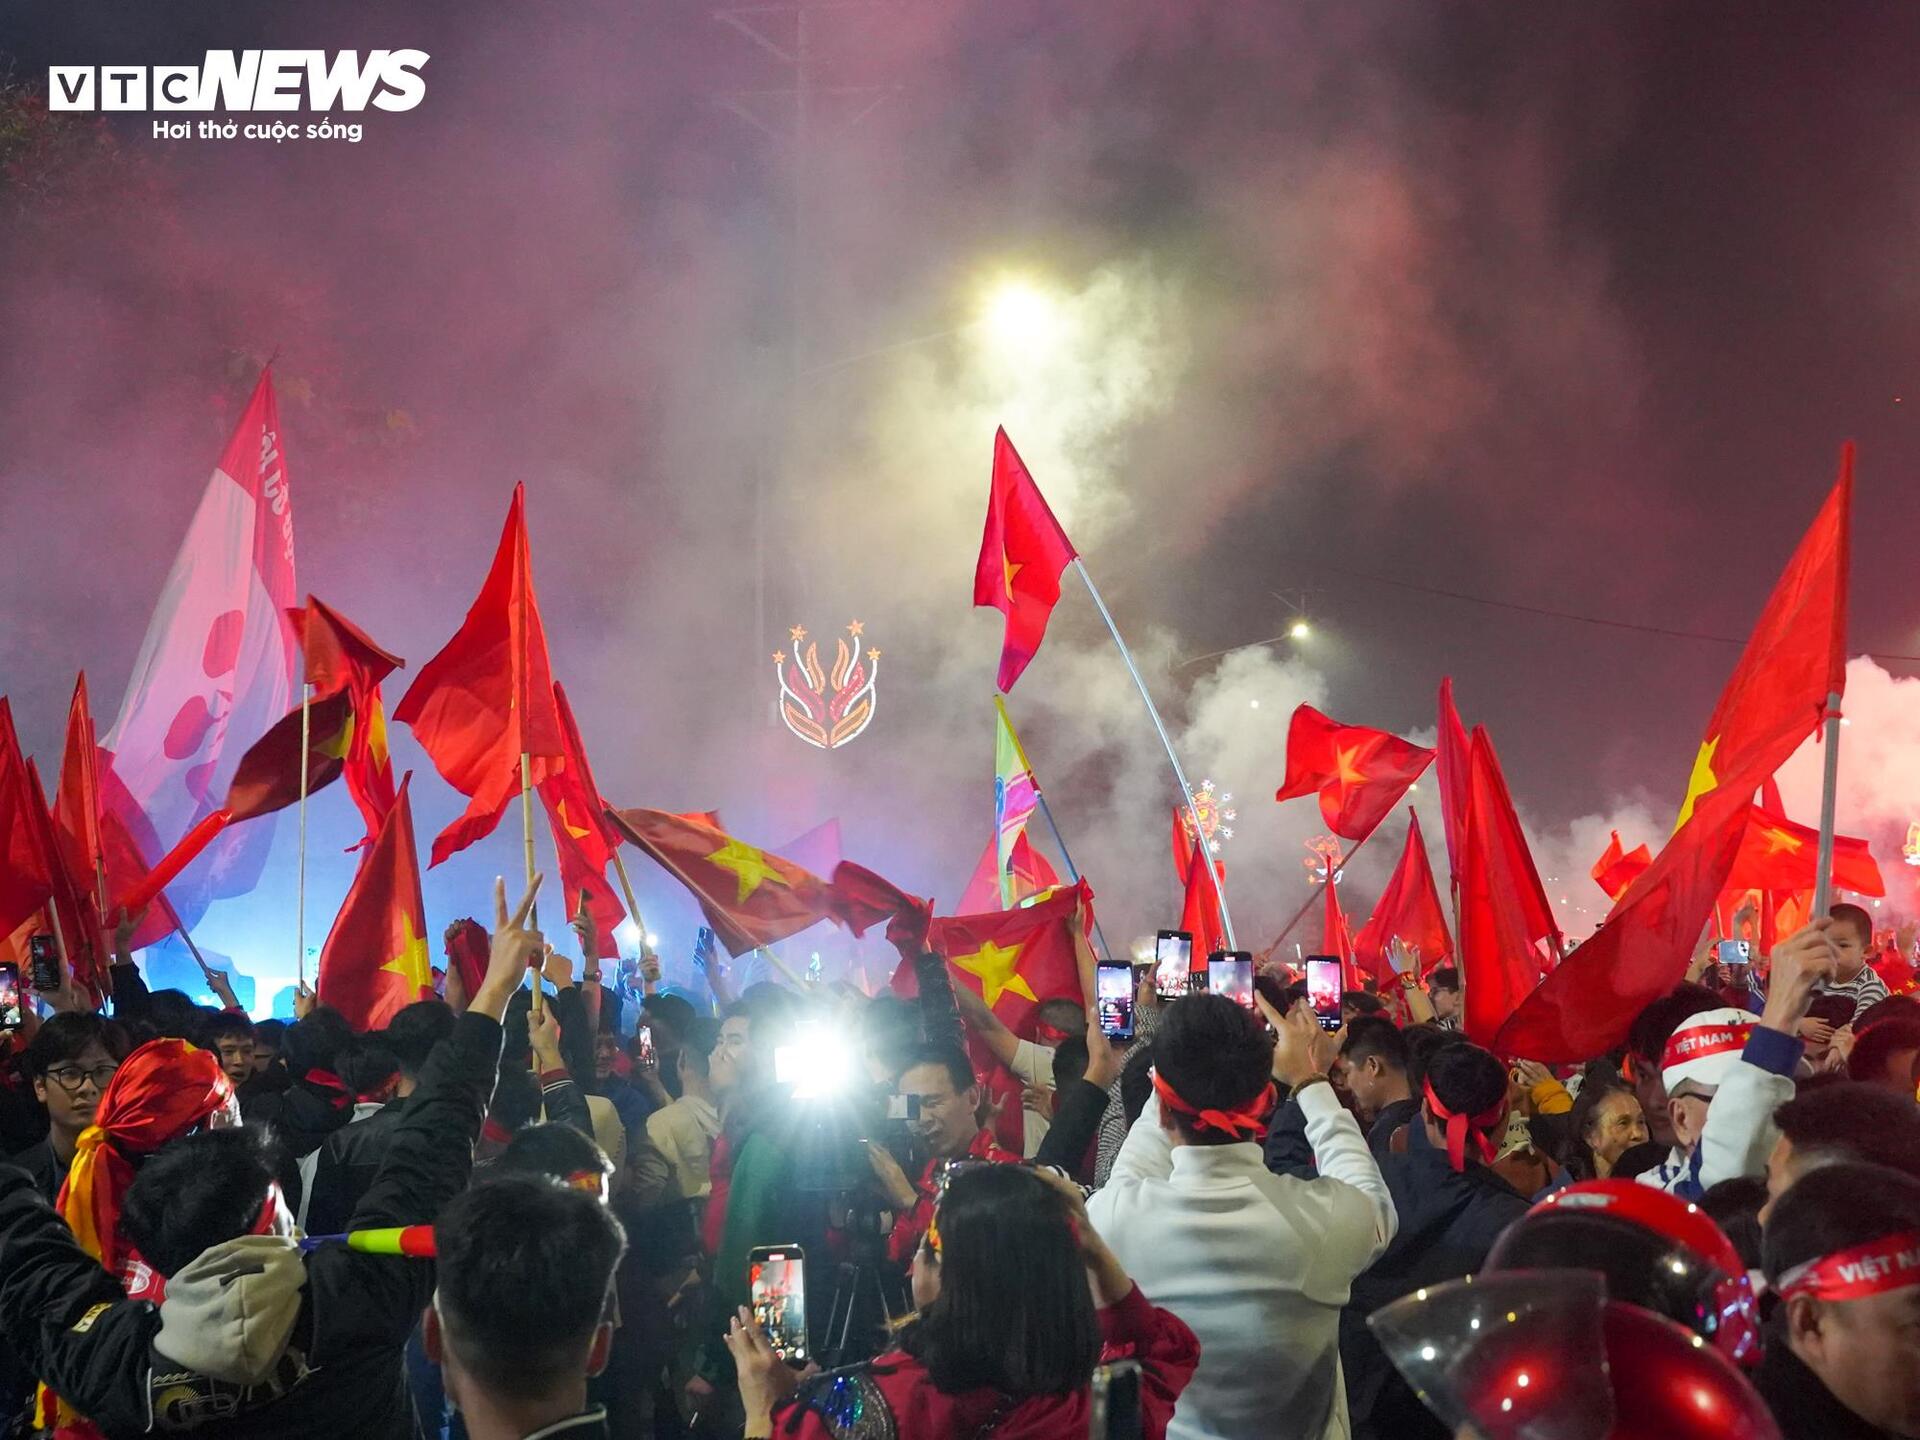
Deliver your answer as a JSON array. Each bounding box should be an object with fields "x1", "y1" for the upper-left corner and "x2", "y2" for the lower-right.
[
  {"x1": 427, "y1": 1174, "x2": 627, "y2": 1440},
  {"x1": 1089, "y1": 993, "x2": 1394, "y2": 1440},
  {"x1": 1425, "y1": 967, "x2": 1460, "y2": 1030},
  {"x1": 645, "y1": 1015, "x2": 722, "y2": 1200},
  {"x1": 10, "y1": 1013, "x2": 127, "y2": 1202},
  {"x1": 1759, "y1": 1080, "x2": 1920, "y2": 1225},
  {"x1": 869, "y1": 1042, "x2": 1019, "y2": 1264},
  {"x1": 1758, "y1": 1162, "x2": 1920, "y2": 1438},
  {"x1": 202, "y1": 1010, "x2": 258, "y2": 1091},
  {"x1": 1264, "y1": 1015, "x2": 1416, "y2": 1177},
  {"x1": 0, "y1": 875, "x2": 546, "y2": 1439},
  {"x1": 1641, "y1": 919, "x2": 1835, "y2": 1199}
]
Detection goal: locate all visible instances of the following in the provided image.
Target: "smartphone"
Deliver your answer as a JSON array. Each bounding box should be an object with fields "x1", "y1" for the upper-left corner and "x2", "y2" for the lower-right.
[
  {"x1": 1207, "y1": 952, "x2": 1255, "y2": 1011},
  {"x1": 28, "y1": 934, "x2": 59, "y2": 993},
  {"x1": 747, "y1": 1245, "x2": 808, "y2": 1364},
  {"x1": 1154, "y1": 930, "x2": 1193, "y2": 999},
  {"x1": 0, "y1": 963, "x2": 20, "y2": 1031},
  {"x1": 1091, "y1": 1359, "x2": 1144, "y2": 1440},
  {"x1": 634, "y1": 1024, "x2": 655, "y2": 1068},
  {"x1": 1716, "y1": 939, "x2": 1752, "y2": 970},
  {"x1": 693, "y1": 926, "x2": 716, "y2": 968},
  {"x1": 887, "y1": 1094, "x2": 922, "y2": 1123},
  {"x1": 1305, "y1": 956, "x2": 1344, "y2": 1031},
  {"x1": 1096, "y1": 960, "x2": 1136, "y2": 1040}
]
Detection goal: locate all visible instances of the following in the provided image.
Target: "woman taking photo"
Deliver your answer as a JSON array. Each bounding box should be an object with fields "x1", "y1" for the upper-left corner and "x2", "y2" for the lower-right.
[{"x1": 726, "y1": 1162, "x2": 1198, "y2": 1439}]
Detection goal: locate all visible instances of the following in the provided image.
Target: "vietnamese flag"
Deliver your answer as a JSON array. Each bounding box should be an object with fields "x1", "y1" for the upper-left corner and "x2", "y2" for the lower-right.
[
  {"x1": 1435, "y1": 678, "x2": 1472, "y2": 883},
  {"x1": 1353, "y1": 810, "x2": 1454, "y2": 981},
  {"x1": 1498, "y1": 450, "x2": 1852, "y2": 1062},
  {"x1": 1178, "y1": 821, "x2": 1227, "y2": 963},
  {"x1": 957, "y1": 830, "x2": 1062, "y2": 914},
  {"x1": 975, "y1": 428, "x2": 1078, "y2": 692},
  {"x1": 53, "y1": 674, "x2": 105, "y2": 921},
  {"x1": 829, "y1": 860, "x2": 933, "y2": 954},
  {"x1": 1729, "y1": 802, "x2": 1882, "y2": 897},
  {"x1": 96, "y1": 760, "x2": 185, "y2": 951},
  {"x1": 1459, "y1": 730, "x2": 1558, "y2": 1048},
  {"x1": 537, "y1": 683, "x2": 624, "y2": 961},
  {"x1": 289, "y1": 596, "x2": 403, "y2": 850},
  {"x1": 1322, "y1": 878, "x2": 1362, "y2": 991},
  {"x1": 928, "y1": 880, "x2": 1091, "y2": 1034},
  {"x1": 1275, "y1": 705, "x2": 1435, "y2": 841},
  {"x1": 1472, "y1": 727, "x2": 1563, "y2": 957},
  {"x1": 0, "y1": 700, "x2": 56, "y2": 937},
  {"x1": 1591, "y1": 831, "x2": 1652, "y2": 904},
  {"x1": 607, "y1": 808, "x2": 831, "y2": 956},
  {"x1": 395, "y1": 484, "x2": 565, "y2": 867},
  {"x1": 316, "y1": 774, "x2": 433, "y2": 1031},
  {"x1": 223, "y1": 690, "x2": 353, "y2": 822}
]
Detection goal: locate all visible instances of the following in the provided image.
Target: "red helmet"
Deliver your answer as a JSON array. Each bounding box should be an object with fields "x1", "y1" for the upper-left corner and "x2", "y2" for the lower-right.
[
  {"x1": 1484, "y1": 1179, "x2": 1761, "y2": 1367},
  {"x1": 1369, "y1": 1271, "x2": 1780, "y2": 1440}
]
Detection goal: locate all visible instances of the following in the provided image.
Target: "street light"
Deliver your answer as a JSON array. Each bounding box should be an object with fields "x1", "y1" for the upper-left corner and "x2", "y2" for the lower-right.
[
  {"x1": 983, "y1": 279, "x2": 1062, "y2": 352},
  {"x1": 1289, "y1": 620, "x2": 1311, "y2": 640}
]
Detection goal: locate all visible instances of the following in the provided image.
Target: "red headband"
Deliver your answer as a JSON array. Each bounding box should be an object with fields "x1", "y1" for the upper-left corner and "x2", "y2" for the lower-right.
[
  {"x1": 1777, "y1": 1231, "x2": 1920, "y2": 1304},
  {"x1": 1151, "y1": 1070, "x2": 1277, "y2": 1142},
  {"x1": 1424, "y1": 1079, "x2": 1506, "y2": 1172},
  {"x1": 1661, "y1": 1023, "x2": 1752, "y2": 1078}
]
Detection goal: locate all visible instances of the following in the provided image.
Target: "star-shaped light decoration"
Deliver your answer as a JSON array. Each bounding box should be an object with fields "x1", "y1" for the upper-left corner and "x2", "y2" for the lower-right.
[{"x1": 1183, "y1": 778, "x2": 1239, "y2": 855}]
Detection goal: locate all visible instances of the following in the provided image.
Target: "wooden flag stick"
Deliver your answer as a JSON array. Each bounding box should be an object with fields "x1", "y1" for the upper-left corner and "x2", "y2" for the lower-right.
[
  {"x1": 296, "y1": 683, "x2": 312, "y2": 990},
  {"x1": 521, "y1": 751, "x2": 544, "y2": 1016},
  {"x1": 1812, "y1": 693, "x2": 1844, "y2": 915},
  {"x1": 610, "y1": 851, "x2": 650, "y2": 956}
]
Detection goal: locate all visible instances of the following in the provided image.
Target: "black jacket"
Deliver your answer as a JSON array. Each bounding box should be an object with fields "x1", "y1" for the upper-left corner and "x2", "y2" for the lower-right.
[
  {"x1": 1263, "y1": 1091, "x2": 1417, "y2": 1180},
  {"x1": 300, "y1": 1098, "x2": 407, "y2": 1236},
  {"x1": 1338, "y1": 1120, "x2": 1532, "y2": 1440},
  {"x1": 1754, "y1": 1316, "x2": 1898, "y2": 1439},
  {"x1": 0, "y1": 1009, "x2": 503, "y2": 1438}
]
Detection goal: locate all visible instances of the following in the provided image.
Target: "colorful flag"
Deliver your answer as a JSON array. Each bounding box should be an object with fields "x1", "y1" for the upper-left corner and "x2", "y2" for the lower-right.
[
  {"x1": 957, "y1": 829, "x2": 1061, "y2": 914},
  {"x1": 316, "y1": 774, "x2": 433, "y2": 1031},
  {"x1": 994, "y1": 697, "x2": 1042, "y2": 907},
  {"x1": 974, "y1": 428, "x2": 1078, "y2": 692},
  {"x1": 1590, "y1": 831, "x2": 1653, "y2": 904},
  {"x1": 1435, "y1": 678, "x2": 1472, "y2": 884},
  {"x1": 606, "y1": 808, "x2": 831, "y2": 957},
  {"x1": 538, "y1": 683, "x2": 625, "y2": 961},
  {"x1": 1275, "y1": 704, "x2": 1435, "y2": 841},
  {"x1": 1459, "y1": 730, "x2": 1552, "y2": 1048},
  {"x1": 288, "y1": 596, "x2": 403, "y2": 849},
  {"x1": 1728, "y1": 802, "x2": 1882, "y2": 897},
  {"x1": 1675, "y1": 448, "x2": 1854, "y2": 829},
  {"x1": 101, "y1": 369, "x2": 299, "y2": 906},
  {"x1": 1352, "y1": 810, "x2": 1454, "y2": 981},
  {"x1": 1498, "y1": 452, "x2": 1852, "y2": 1062},
  {"x1": 394, "y1": 484, "x2": 565, "y2": 867}
]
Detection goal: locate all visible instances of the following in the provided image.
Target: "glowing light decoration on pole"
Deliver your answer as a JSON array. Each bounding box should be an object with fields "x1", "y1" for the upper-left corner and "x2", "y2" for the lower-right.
[
  {"x1": 1178, "y1": 778, "x2": 1237, "y2": 855},
  {"x1": 1904, "y1": 822, "x2": 1920, "y2": 867},
  {"x1": 773, "y1": 621, "x2": 880, "y2": 749},
  {"x1": 1304, "y1": 834, "x2": 1345, "y2": 885}
]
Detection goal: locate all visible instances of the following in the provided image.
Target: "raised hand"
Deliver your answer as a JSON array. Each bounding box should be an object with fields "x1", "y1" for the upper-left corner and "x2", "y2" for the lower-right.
[{"x1": 472, "y1": 875, "x2": 545, "y2": 1020}]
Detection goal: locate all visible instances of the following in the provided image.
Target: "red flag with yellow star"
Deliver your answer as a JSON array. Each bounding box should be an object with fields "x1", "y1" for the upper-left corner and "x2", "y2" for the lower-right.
[
  {"x1": 1498, "y1": 450, "x2": 1853, "y2": 1062},
  {"x1": 1590, "y1": 830, "x2": 1652, "y2": 904},
  {"x1": 221, "y1": 690, "x2": 353, "y2": 822},
  {"x1": 974, "y1": 428, "x2": 1078, "y2": 693},
  {"x1": 1175, "y1": 815, "x2": 1227, "y2": 962},
  {"x1": 606, "y1": 807, "x2": 831, "y2": 956},
  {"x1": 1275, "y1": 704, "x2": 1435, "y2": 841},
  {"x1": 1728, "y1": 801, "x2": 1882, "y2": 897},
  {"x1": 316, "y1": 773, "x2": 432, "y2": 1030},
  {"x1": 1675, "y1": 447, "x2": 1853, "y2": 829},
  {"x1": 1352, "y1": 810, "x2": 1454, "y2": 981},
  {"x1": 394, "y1": 484, "x2": 565, "y2": 867},
  {"x1": 288, "y1": 596, "x2": 403, "y2": 850},
  {"x1": 538, "y1": 683, "x2": 624, "y2": 960},
  {"x1": 927, "y1": 880, "x2": 1090, "y2": 1036}
]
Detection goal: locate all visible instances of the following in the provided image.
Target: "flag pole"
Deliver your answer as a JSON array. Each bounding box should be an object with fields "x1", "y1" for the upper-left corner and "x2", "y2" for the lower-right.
[
  {"x1": 522, "y1": 751, "x2": 542, "y2": 1016},
  {"x1": 1260, "y1": 826, "x2": 1384, "y2": 958},
  {"x1": 610, "y1": 851, "x2": 650, "y2": 956},
  {"x1": 1812, "y1": 693, "x2": 1844, "y2": 915},
  {"x1": 296, "y1": 682, "x2": 312, "y2": 991},
  {"x1": 1031, "y1": 788, "x2": 1117, "y2": 963},
  {"x1": 1071, "y1": 559, "x2": 1236, "y2": 949}
]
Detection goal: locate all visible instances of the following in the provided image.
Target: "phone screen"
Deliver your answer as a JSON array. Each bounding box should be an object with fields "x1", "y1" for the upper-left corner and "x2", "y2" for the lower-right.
[
  {"x1": 1097, "y1": 961, "x2": 1136, "y2": 1039},
  {"x1": 1092, "y1": 1359, "x2": 1144, "y2": 1440},
  {"x1": 1154, "y1": 931, "x2": 1192, "y2": 999},
  {"x1": 0, "y1": 963, "x2": 20, "y2": 1031},
  {"x1": 1207, "y1": 953, "x2": 1254, "y2": 1010},
  {"x1": 1716, "y1": 939, "x2": 1752, "y2": 969},
  {"x1": 635, "y1": 1024, "x2": 655, "y2": 1068},
  {"x1": 1305, "y1": 957, "x2": 1343, "y2": 1031},
  {"x1": 749, "y1": 1247, "x2": 808, "y2": 1363},
  {"x1": 28, "y1": 934, "x2": 59, "y2": 992}
]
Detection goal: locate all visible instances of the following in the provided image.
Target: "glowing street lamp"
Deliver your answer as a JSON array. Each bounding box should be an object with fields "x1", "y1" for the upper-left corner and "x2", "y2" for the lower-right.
[
  {"x1": 1289, "y1": 620, "x2": 1311, "y2": 640},
  {"x1": 983, "y1": 280, "x2": 1061, "y2": 350}
]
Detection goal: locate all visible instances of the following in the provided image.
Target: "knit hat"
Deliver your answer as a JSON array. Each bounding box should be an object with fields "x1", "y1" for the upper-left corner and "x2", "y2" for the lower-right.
[{"x1": 1660, "y1": 1008, "x2": 1758, "y2": 1094}]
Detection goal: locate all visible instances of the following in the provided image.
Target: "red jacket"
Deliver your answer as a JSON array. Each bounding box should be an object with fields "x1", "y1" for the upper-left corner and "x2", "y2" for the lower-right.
[
  {"x1": 885, "y1": 1129, "x2": 1019, "y2": 1265},
  {"x1": 770, "y1": 1283, "x2": 1199, "y2": 1439}
]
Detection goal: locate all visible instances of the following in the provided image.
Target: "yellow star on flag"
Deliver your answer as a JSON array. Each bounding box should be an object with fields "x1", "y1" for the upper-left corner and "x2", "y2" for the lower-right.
[
  {"x1": 1334, "y1": 743, "x2": 1367, "y2": 788},
  {"x1": 1761, "y1": 826, "x2": 1804, "y2": 855},
  {"x1": 1676, "y1": 735, "x2": 1720, "y2": 829},
  {"x1": 320, "y1": 712, "x2": 354, "y2": 762},
  {"x1": 556, "y1": 798, "x2": 593, "y2": 841},
  {"x1": 1003, "y1": 554, "x2": 1023, "y2": 599},
  {"x1": 951, "y1": 938, "x2": 1035, "y2": 1008},
  {"x1": 707, "y1": 839, "x2": 789, "y2": 904},
  {"x1": 380, "y1": 910, "x2": 432, "y2": 994}
]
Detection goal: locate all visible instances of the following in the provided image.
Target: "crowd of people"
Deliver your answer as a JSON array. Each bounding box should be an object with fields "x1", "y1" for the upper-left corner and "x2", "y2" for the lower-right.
[{"x1": 3, "y1": 881, "x2": 1920, "y2": 1439}]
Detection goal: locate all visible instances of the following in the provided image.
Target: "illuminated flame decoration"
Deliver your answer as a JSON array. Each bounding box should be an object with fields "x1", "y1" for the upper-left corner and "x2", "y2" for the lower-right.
[
  {"x1": 773, "y1": 621, "x2": 879, "y2": 750},
  {"x1": 1904, "y1": 822, "x2": 1920, "y2": 867},
  {"x1": 1304, "y1": 834, "x2": 1344, "y2": 885},
  {"x1": 1179, "y1": 778, "x2": 1238, "y2": 855}
]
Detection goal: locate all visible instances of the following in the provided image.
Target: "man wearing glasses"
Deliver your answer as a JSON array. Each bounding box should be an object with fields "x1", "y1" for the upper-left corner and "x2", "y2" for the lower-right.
[{"x1": 11, "y1": 1014, "x2": 127, "y2": 1201}]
